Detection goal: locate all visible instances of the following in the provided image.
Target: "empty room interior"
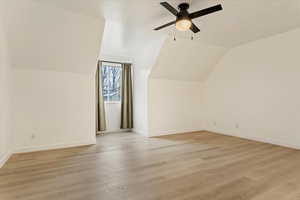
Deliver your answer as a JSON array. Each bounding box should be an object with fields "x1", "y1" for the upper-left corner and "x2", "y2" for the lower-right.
[{"x1": 1, "y1": 0, "x2": 300, "y2": 199}]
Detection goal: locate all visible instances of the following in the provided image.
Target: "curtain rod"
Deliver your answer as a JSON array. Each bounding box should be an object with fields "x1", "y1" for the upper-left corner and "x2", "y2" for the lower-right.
[{"x1": 99, "y1": 60, "x2": 132, "y2": 65}]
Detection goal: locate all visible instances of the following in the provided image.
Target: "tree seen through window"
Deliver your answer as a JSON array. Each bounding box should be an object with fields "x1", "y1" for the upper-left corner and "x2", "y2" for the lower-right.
[{"x1": 101, "y1": 62, "x2": 122, "y2": 102}]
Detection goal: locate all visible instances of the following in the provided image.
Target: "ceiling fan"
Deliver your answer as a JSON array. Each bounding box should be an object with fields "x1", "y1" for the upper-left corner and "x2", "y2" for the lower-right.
[{"x1": 154, "y1": 2, "x2": 223, "y2": 33}]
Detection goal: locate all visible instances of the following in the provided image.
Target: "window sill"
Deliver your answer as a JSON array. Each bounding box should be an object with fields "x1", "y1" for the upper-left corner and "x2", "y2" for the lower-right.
[{"x1": 104, "y1": 101, "x2": 121, "y2": 104}]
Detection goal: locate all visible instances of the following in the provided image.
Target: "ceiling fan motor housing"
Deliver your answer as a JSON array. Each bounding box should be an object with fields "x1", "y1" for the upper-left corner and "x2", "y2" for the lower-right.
[
  {"x1": 178, "y1": 3, "x2": 189, "y2": 11},
  {"x1": 177, "y1": 3, "x2": 190, "y2": 21}
]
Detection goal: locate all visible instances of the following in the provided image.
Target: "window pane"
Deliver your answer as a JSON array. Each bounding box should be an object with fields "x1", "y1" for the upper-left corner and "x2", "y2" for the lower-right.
[{"x1": 101, "y1": 63, "x2": 122, "y2": 102}]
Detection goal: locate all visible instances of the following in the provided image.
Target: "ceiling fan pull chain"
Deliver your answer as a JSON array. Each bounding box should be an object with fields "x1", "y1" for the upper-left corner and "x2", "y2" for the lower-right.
[{"x1": 173, "y1": 30, "x2": 177, "y2": 41}]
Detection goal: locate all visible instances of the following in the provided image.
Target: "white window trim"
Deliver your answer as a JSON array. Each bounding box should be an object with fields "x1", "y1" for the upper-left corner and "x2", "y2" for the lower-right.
[{"x1": 104, "y1": 101, "x2": 121, "y2": 104}]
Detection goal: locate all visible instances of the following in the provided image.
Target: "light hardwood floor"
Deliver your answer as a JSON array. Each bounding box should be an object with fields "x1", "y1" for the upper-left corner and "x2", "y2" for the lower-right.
[{"x1": 1, "y1": 131, "x2": 300, "y2": 200}]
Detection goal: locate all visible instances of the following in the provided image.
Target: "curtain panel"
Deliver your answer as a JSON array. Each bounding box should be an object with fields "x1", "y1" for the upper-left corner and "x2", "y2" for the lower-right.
[
  {"x1": 120, "y1": 63, "x2": 133, "y2": 129},
  {"x1": 96, "y1": 61, "x2": 107, "y2": 132}
]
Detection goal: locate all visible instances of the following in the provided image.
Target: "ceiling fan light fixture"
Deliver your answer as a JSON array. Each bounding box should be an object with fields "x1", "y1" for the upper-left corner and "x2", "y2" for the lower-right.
[
  {"x1": 154, "y1": 2, "x2": 222, "y2": 33},
  {"x1": 175, "y1": 18, "x2": 192, "y2": 31}
]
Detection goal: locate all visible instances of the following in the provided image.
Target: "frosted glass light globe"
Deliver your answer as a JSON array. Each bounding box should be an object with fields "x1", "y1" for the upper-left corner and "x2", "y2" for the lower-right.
[{"x1": 176, "y1": 19, "x2": 192, "y2": 31}]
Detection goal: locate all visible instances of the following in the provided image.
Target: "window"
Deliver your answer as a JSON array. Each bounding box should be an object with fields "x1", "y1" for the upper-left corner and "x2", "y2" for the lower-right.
[{"x1": 101, "y1": 62, "x2": 122, "y2": 102}]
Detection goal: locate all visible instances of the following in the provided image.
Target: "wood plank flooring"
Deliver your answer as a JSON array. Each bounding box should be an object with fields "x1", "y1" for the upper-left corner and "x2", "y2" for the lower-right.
[{"x1": 1, "y1": 131, "x2": 300, "y2": 200}]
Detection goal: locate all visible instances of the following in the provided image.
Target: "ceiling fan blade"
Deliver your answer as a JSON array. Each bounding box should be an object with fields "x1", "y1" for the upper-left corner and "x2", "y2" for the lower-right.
[
  {"x1": 160, "y1": 2, "x2": 178, "y2": 16},
  {"x1": 190, "y1": 23, "x2": 200, "y2": 33},
  {"x1": 189, "y1": 4, "x2": 223, "y2": 19},
  {"x1": 154, "y1": 21, "x2": 176, "y2": 31}
]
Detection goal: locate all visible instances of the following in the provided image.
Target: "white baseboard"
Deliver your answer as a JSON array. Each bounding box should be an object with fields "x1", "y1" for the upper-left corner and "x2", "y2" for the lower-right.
[
  {"x1": 0, "y1": 151, "x2": 12, "y2": 168},
  {"x1": 132, "y1": 129, "x2": 148, "y2": 136},
  {"x1": 149, "y1": 129, "x2": 204, "y2": 137},
  {"x1": 205, "y1": 128, "x2": 300, "y2": 150},
  {"x1": 14, "y1": 140, "x2": 96, "y2": 154},
  {"x1": 97, "y1": 129, "x2": 132, "y2": 135}
]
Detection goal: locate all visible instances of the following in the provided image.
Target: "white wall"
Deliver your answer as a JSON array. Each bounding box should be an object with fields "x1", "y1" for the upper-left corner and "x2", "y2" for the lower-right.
[
  {"x1": 147, "y1": 38, "x2": 226, "y2": 137},
  {"x1": 104, "y1": 103, "x2": 122, "y2": 132},
  {"x1": 132, "y1": 34, "x2": 165, "y2": 136},
  {"x1": 148, "y1": 79, "x2": 203, "y2": 137},
  {"x1": 133, "y1": 68, "x2": 150, "y2": 135},
  {"x1": 203, "y1": 28, "x2": 300, "y2": 149},
  {"x1": 0, "y1": 1, "x2": 12, "y2": 166},
  {"x1": 1, "y1": 0, "x2": 105, "y2": 153},
  {"x1": 11, "y1": 69, "x2": 97, "y2": 152}
]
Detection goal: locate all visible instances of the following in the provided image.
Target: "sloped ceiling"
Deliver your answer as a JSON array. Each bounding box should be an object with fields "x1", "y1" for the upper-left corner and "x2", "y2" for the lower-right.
[
  {"x1": 38, "y1": 0, "x2": 300, "y2": 48},
  {"x1": 2, "y1": 0, "x2": 104, "y2": 73},
  {"x1": 193, "y1": 0, "x2": 300, "y2": 48},
  {"x1": 150, "y1": 38, "x2": 227, "y2": 81},
  {"x1": 4, "y1": 0, "x2": 300, "y2": 78},
  {"x1": 45, "y1": 0, "x2": 300, "y2": 81}
]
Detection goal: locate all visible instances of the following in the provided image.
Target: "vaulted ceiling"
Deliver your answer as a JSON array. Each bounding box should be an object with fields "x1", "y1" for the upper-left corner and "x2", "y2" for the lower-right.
[
  {"x1": 2, "y1": 0, "x2": 104, "y2": 73},
  {"x1": 38, "y1": 0, "x2": 300, "y2": 48},
  {"x1": 150, "y1": 38, "x2": 227, "y2": 81},
  {"x1": 5, "y1": 0, "x2": 300, "y2": 79}
]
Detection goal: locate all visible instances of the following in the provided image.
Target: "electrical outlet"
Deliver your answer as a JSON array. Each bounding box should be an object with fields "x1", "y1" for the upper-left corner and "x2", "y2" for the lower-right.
[
  {"x1": 235, "y1": 123, "x2": 239, "y2": 129},
  {"x1": 31, "y1": 134, "x2": 36, "y2": 140}
]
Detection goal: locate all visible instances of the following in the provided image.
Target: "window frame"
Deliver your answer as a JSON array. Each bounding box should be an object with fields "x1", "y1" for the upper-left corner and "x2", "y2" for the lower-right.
[{"x1": 100, "y1": 61, "x2": 123, "y2": 104}]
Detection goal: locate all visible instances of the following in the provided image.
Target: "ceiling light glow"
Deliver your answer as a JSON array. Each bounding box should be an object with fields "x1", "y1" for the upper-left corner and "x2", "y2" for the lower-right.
[{"x1": 175, "y1": 18, "x2": 192, "y2": 31}]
